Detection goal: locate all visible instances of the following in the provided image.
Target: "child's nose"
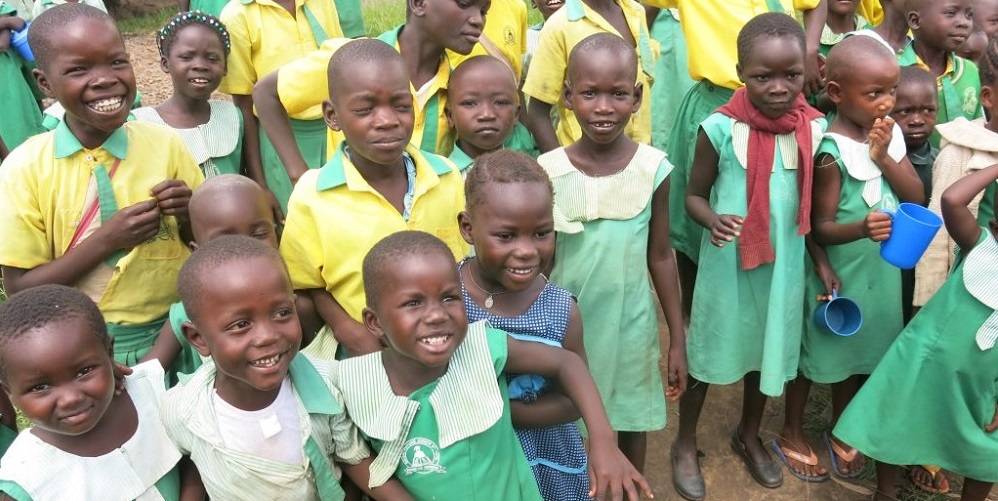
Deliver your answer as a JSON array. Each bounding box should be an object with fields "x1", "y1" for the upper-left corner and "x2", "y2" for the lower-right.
[{"x1": 56, "y1": 387, "x2": 86, "y2": 409}]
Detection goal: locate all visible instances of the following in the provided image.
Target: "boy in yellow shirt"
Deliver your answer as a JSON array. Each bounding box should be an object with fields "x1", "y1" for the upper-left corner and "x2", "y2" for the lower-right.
[
  {"x1": 0, "y1": 4, "x2": 203, "y2": 364},
  {"x1": 280, "y1": 39, "x2": 468, "y2": 359}
]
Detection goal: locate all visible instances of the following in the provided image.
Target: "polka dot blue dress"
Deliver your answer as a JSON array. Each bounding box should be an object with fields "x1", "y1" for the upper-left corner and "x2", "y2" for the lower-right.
[{"x1": 461, "y1": 259, "x2": 592, "y2": 501}]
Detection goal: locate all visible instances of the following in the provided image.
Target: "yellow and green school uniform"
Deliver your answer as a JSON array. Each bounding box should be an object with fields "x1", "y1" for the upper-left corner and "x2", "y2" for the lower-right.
[
  {"x1": 0, "y1": 121, "x2": 204, "y2": 364},
  {"x1": 132, "y1": 101, "x2": 243, "y2": 178},
  {"x1": 916, "y1": 53, "x2": 984, "y2": 147},
  {"x1": 0, "y1": 2, "x2": 43, "y2": 151},
  {"x1": 649, "y1": 8, "x2": 695, "y2": 150},
  {"x1": 521, "y1": 0, "x2": 656, "y2": 147},
  {"x1": 449, "y1": 0, "x2": 527, "y2": 80}
]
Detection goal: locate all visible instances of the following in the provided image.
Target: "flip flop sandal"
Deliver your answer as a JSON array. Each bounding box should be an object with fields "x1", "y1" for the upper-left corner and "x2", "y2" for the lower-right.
[
  {"x1": 769, "y1": 439, "x2": 830, "y2": 483},
  {"x1": 824, "y1": 431, "x2": 864, "y2": 479},
  {"x1": 910, "y1": 465, "x2": 951, "y2": 494}
]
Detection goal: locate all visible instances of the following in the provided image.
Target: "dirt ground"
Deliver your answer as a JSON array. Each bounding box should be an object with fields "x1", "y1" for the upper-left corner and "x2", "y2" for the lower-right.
[{"x1": 122, "y1": 30, "x2": 995, "y2": 501}]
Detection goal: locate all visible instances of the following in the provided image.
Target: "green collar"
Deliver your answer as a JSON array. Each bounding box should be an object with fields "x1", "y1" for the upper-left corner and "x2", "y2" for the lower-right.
[
  {"x1": 289, "y1": 355, "x2": 341, "y2": 415},
  {"x1": 448, "y1": 143, "x2": 475, "y2": 171},
  {"x1": 566, "y1": 0, "x2": 585, "y2": 21},
  {"x1": 377, "y1": 25, "x2": 404, "y2": 49},
  {"x1": 53, "y1": 119, "x2": 129, "y2": 159},
  {"x1": 315, "y1": 143, "x2": 453, "y2": 191}
]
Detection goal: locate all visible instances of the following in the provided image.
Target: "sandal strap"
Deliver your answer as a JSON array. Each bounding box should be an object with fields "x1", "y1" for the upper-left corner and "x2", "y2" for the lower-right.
[
  {"x1": 830, "y1": 437, "x2": 859, "y2": 462},
  {"x1": 780, "y1": 445, "x2": 819, "y2": 466}
]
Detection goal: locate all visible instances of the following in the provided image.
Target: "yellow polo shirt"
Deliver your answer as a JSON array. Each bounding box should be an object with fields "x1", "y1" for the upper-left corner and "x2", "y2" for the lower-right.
[
  {"x1": 219, "y1": 0, "x2": 344, "y2": 119},
  {"x1": 0, "y1": 121, "x2": 204, "y2": 325},
  {"x1": 278, "y1": 27, "x2": 456, "y2": 159},
  {"x1": 640, "y1": 0, "x2": 821, "y2": 90},
  {"x1": 280, "y1": 144, "x2": 469, "y2": 322},
  {"x1": 521, "y1": 0, "x2": 657, "y2": 146},
  {"x1": 448, "y1": 0, "x2": 528, "y2": 80}
]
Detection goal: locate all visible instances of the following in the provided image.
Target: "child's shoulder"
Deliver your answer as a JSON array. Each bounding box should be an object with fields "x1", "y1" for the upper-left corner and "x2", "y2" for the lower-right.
[
  {"x1": 937, "y1": 117, "x2": 998, "y2": 151},
  {"x1": 0, "y1": 130, "x2": 57, "y2": 171}
]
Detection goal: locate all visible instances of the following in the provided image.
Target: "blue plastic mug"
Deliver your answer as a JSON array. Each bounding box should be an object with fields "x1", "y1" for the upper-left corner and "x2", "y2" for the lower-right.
[
  {"x1": 813, "y1": 289, "x2": 863, "y2": 337},
  {"x1": 11, "y1": 23, "x2": 33, "y2": 62},
  {"x1": 879, "y1": 202, "x2": 943, "y2": 270}
]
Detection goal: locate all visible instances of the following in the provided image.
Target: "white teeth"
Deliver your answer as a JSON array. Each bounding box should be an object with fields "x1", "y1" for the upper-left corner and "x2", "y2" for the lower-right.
[
  {"x1": 251, "y1": 354, "x2": 281, "y2": 367},
  {"x1": 88, "y1": 97, "x2": 123, "y2": 113},
  {"x1": 419, "y1": 335, "x2": 449, "y2": 346},
  {"x1": 507, "y1": 267, "x2": 532, "y2": 275},
  {"x1": 190, "y1": 78, "x2": 209, "y2": 84}
]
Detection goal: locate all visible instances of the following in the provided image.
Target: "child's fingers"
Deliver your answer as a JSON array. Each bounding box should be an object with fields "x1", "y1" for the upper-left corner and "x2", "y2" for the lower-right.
[
  {"x1": 587, "y1": 467, "x2": 598, "y2": 499},
  {"x1": 985, "y1": 403, "x2": 998, "y2": 432},
  {"x1": 633, "y1": 472, "x2": 654, "y2": 499}
]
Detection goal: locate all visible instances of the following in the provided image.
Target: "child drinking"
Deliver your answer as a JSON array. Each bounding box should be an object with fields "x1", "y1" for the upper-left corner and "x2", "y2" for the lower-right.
[
  {"x1": 133, "y1": 11, "x2": 243, "y2": 179},
  {"x1": 161, "y1": 235, "x2": 411, "y2": 500},
  {"x1": 833, "y1": 165, "x2": 998, "y2": 501},
  {"x1": 0, "y1": 285, "x2": 197, "y2": 500},
  {"x1": 0, "y1": 4, "x2": 203, "y2": 365},
  {"x1": 780, "y1": 35, "x2": 925, "y2": 484},
  {"x1": 446, "y1": 55, "x2": 537, "y2": 172},
  {"x1": 679, "y1": 13, "x2": 824, "y2": 498},
  {"x1": 537, "y1": 33, "x2": 687, "y2": 474},
  {"x1": 457, "y1": 149, "x2": 590, "y2": 499},
  {"x1": 334, "y1": 230, "x2": 652, "y2": 500},
  {"x1": 279, "y1": 39, "x2": 468, "y2": 358}
]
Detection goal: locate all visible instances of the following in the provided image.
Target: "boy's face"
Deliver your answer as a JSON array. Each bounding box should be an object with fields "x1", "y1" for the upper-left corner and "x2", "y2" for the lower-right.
[
  {"x1": 363, "y1": 251, "x2": 467, "y2": 370},
  {"x1": 34, "y1": 17, "x2": 136, "y2": 148},
  {"x1": 446, "y1": 63, "x2": 519, "y2": 157},
  {"x1": 161, "y1": 24, "x2": 227, "y2": 102},
  {"x1": 2, "y1": 320, "x2": 115, "y2": 437},
  {"x1": 459, "y1": 181, "x2": 555, "y2": 294},
  {"x1": 891, "y1": 81, "x2": 939, "y2": 149},
  {"x1": 956, "y1": 29, "x2": 989, "y2": 61},
  {"x1": 909, "y1": 0, "x2": 973, "y2": 51},
  {"x1": 412, "y1": 0, "x2": 489, "y2": 55},
  {"x1": 977, "y1": 0, "x2": 998, "y2": 38},
  {"x1": 736, "y1": 36, "x2": 806, "y2": 119},
  {"x1": 190, "y1": 189, "x2": 278, "y2": 251},
  {"x1": 829, "y1": 61, "x2": 900, "y2": 129},
  {"x1": 564, "y1": 49, "x2": 642, "y2": 144},
  {"x1": 324, "y1": 59, "x2": 415, "y2": 168},
  {"x1": 828, "y1": 0, "x2": 858, "y2": 17},
  {"x1": 531, "y1": 0, "x2": 563, "y2": 21},
  {"x1": 184, "y1": 256, "x2": 302, "y2": 410}
]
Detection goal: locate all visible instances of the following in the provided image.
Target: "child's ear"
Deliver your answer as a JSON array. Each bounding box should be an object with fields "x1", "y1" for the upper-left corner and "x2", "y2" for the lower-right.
[
  {"x1": 825, "y1": 80, "x2": 843, "y2": 104},
  {"x1": 361, "y1": 307, "x2": 386, "y2": 343},
  {"x1": 160, "y1": 56, "x2": 170, "y2": 74},
  {"x1": 735, "y1": 63, "x2": 744, "y2": 84},
  {"x1": 445, "y1": 103, "x2": 454, "y2": 129},
  {"x1": 562, "y1": 80, "x2": 573, "y2": 110},
  {"x1": 182, "y1": 321, "x2": 212, "y2": 357},
  {"x1": 907, "y1": 11, "x2": 921, "y2": 31},
  {"x1": 323, "y1": 99, "x2": 342, "y2": 132},
  {"x1": 631, "y1": 82, "x2": 643, "y2": 114},
  {"x1": 409, "y1": 0, "x2": 427, "y2": 18},
  {"x1": 32, "y1": 68, "x2": 55, "y2": 99},
  {"x1": 188, "y1": 240, "x2": 199, "y2": 252},
  {"x1": 982, "y1": 86, "x2": 994, "y2": 111},
  {"x1": 458, "y1": 210, "x2": 474, "y2": 245}
]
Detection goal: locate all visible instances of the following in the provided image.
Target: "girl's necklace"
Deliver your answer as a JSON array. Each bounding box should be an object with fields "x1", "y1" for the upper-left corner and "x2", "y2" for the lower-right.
[{"x1": 466, "y1": 264, "x2": 508, "y2": 309}]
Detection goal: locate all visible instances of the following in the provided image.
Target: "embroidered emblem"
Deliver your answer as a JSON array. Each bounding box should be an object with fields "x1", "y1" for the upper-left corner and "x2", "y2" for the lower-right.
[
  {"x1": 964, "y1": 87, "x2": 980, "y2": 116},
  {"x1": 503, "y1": 26, "x2": 515, "y2": 47},
  {"x1": 402, "y1": 438, "x2": 447, "y2": 475}
]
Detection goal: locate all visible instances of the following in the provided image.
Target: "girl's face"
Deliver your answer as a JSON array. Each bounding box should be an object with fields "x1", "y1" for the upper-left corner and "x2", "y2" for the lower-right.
[
  {"x1": 531, "y1": 0, "x2": 563, "y2": 21},
  {"x1": 161, "y1": 23, "x2": 227, "y2": 101},
  {"x1": 737, "y1": 36, "x2": 806, "y2": 119},
  {"x1": 830, "y1": 61, "x2": 900, "y2": 129},
  {"x1": 460, "y1": 181, "x2": 555, "y2": 293},
  {"x1": 2, "y1": 320, "x2": 115, "y2": 437}
]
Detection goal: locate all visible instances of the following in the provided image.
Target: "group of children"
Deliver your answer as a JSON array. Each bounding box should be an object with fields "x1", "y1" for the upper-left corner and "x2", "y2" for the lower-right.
[{"x1": 0, "y1": 0, "x2": 996, "y2": 500}]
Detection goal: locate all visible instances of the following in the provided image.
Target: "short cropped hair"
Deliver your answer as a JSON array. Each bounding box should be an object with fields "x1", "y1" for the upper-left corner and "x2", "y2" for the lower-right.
[
  {"x1": 327, "y1": 38, "x2": 403, "y2": 100},
  {"x1": 825, "y1": 34, "x2": 896, "y2": 83},
  {"x1": 177, "y1": 235, "x2": 286, "y2": 321},
  {"x1": 899, "y1": 65, "x2": 937, "y2": 92},
  {"x1": 0, "y1": 285, "x2": 109, "y2": 382},
  {"x1": 363, "y1": 231, "x2": 455, "y2": 307},
  {"x1": 29, "y1": 4, "x2": 117, "y2": 71},
  {"x1": 567, "y1": 32, "x2": 637, "y2": 83},
  {"x1": 450, "y1": 55, "x2": 517, "y2": 92},
  {"x1": 736, "y1": 12, "x2": 806, "y2": 67},
  {"x1": 465, "y1": 150, "x2": 553, "y2": 211}
]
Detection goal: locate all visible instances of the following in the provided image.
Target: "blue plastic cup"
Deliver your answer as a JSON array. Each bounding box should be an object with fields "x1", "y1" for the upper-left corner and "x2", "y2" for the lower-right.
[
  {"x1": 813, "y1": 289, "x2": 863, "y2": 337},
  {"x1": 10, "y1": 23, "x2": 33, "y2": 62},
  {"x1": 879, "y1": 202, "x2": 943, "y2": 270}
]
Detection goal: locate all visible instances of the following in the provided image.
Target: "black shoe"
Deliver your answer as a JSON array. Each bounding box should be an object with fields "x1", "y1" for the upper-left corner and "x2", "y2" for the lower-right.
[
  {"x1": 671, "y1": 442, "x2": 706, "y2": 501},
  {"x1": 730, "y1": 431, "x2": 783, "y2": 488}
]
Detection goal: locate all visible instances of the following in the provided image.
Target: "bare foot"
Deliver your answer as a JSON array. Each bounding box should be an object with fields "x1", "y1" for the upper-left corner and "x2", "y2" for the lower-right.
[
  {"x1": 828, "y1": 434, "x2": 866, "y2": 477},
  {"x1": 773, "y1": 436, "x2": 829, "y2": 481}
]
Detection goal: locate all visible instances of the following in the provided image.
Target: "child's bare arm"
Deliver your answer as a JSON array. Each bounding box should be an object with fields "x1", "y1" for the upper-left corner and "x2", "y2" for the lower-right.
[
  {"x1": 647, "y1": 178, "x2": 687, "y2": 401},
  {"x1": 526, "y1": 99, "x2": 560, "y2": 153},
  {"x1": 805, "y1": 235, "x2": 841, "y2": 300},
  {"x1": 310, "y1": 289, "x2": 383, "y2": 356},
  {"x1": 801, "y1": 0, "x2": 828, "y2": 97},
  {"x1": 505, "y1": 339, "x2": 652, "y2": 501},
  {"x1": 2, "y1": 199, "x2": 161, "y2": 295},
  {"x1": 940, "y1": 164, "x2": 998, "y2": 250},
  {"x1": 0, "y1": 135, "x2": 8, "y2": 161},
  {"x1": 686, "y1": 130, "x2": 743, "y2": 246},
  {"x1": 340, "y1": 458, "x2": 415, "y2": 501},
  {"x1": 233, "y1": 94, "x2": 283, "y2": 224},
  {"x1": 869, "y1": 117, "x2": 924, "y2": 204},
  {"x1": 253, "y1": 72, "x2": 312, "y2": 186},
  {"x1": 178, "y1": 457, "x2": 206, "y2": 501}
]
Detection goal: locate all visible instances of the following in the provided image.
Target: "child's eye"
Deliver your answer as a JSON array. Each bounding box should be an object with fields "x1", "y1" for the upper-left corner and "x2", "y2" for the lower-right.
[
  {"x1": 460, "y1": 99, "x2": 478, "y2": 107},
  {"x1": 535, "y1": 229, "x2": 553, "y2": 238},
  {"x1": 353, "y1": 108, "x2": 373, "y2": 116},
  {"x1": 77, "y1": 365, "x2": 97, "y2": 378},
  {"x1": 496, "y1": 232, "x2": 514, "y2": 240},
  {"x1": 495, "y1": 99, "x2": 513, "y2": 107},
  {"x1": 787, "y1": 72, "x2": 801, "y2": 80},
  {"x1": 28, "y1": 384, "x2": 50, "y2": 394},
  {"x1": 581, "y1": 90, "x2": 597, "y2": 98},
  {"x1": 613, "y1": 91, "x2": 628, "y2": 98},
  {"x1": 754, "y1": 75, "x2": 769, "y2": 82},
  {"x1": 403, "y1": 299, "x2": 422, "y2": 308},
  {"x1": 227, "y1": 319, "x2": 251, "y2": 331},
  {"x1": 275, "y1": 308, "x2": 294, "y2": 319},
  {"x1": 394, "y1": 103, "x2": 413, "y2": 113}
]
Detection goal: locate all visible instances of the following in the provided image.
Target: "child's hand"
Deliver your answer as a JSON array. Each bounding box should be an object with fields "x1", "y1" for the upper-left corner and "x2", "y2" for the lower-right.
[
  {"x1": 112, "y1": 361, "x2": 133, "y2": 395},
  {"x1": 262, "y1": 188, "x2": 285, "y2": 225},
  {"x1": 150, "y1": 180, "x2": 193, "y2": 222},
  {"x1": 709, "y1": 214, "x2": 744, "y2": 247},
  {"x1": 986, "y1": 403, "x2": 998, "y2": 433},
  {"x1": 813, "y1": 263, "x2": 842, "y2": 301},
  {"x1": 100, "y1": 199, "x2": 162, "y2": 251},
  {"x1": 868, "y1": 117, "x2": 895, "y2": 166},
  {"x1": 665, "y1": 342, "x2": 687, "y2": 402},
  {"x1": 863, "y1": 211, "x2": 893, "y2": 242},
  {"x1": 587, "y1": 445, "x2": 654, "y2": 501}
]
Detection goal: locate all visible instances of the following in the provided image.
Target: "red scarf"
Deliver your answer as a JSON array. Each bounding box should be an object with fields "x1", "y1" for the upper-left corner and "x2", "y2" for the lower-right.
[{"x1": 717, "y1": 88, "x2": 822, "y2": 270}]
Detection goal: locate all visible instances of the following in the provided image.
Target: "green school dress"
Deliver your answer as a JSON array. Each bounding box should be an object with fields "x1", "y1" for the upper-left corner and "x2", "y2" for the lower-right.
[
  {"x1": 335, "y1": 322, "x2": 543, "y2": 500},
  {"x1": 541, "y1": 144, "x2": 671, "y2": 431},
  {"x1": 800, "y1": 132, "x2": 904, "y2": 383},
  {"x1": 0, "y1": 3, "x2": 43, "y2": 151},
  {"x1": 687, "y1": 113, "x2": 823, "y2": 396},
  {"x1": 833, "y1": 230, "x2": 998, "y2": 483},
  {"x1": 932, "y1": 54, "x2": 984, "y2": 147},
  {"x1": 649, "y1": 8, "x2": 694, "y2": 151},
  {"x1": 261, "y1": 117, "x2": 327, "y2": 215},
  {"x1": 189, "y1": 0, "x2": 229, "y2": 17},
  {"x1": 132, "y1": 101, "x2": 243, "y2": 178}
]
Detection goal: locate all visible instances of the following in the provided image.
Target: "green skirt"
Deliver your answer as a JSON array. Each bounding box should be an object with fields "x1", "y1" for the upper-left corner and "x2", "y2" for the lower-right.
[
  {"x1": 260, "y1": 117, "x2": 328, "y2": 214},
  {"x1": 106, "y1": 316, "x2": 167, "y2": 366}
]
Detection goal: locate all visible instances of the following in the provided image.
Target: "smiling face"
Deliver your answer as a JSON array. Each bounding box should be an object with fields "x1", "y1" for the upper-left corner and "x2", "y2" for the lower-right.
[
  {"x1": 909, "y1": 0, "x2": 974, "y2": 52},
  {"x1": 891, "y1": 80, "x2": 938, "y2": 149},
  {"x1": 460, "y1": 181, "x2": 555, "y2": 293},
  {"x1": 737, "y1": 35, "x2": 805, "y2": 118},
  {"x1": 413, "y1": 0, "x2": 490, "y2": 55},
  {"x1": 564, "y1": 48, "x2": 641, "y2": 144},
  {"x1": 184, "y1": 256, "x2": 301, "y2": 410},
  {"x1": 830, "y1": 60, "x2": 900, "y2": 129},
  {"x1": 531, "y1": 0, "x2": 563, "y2": 21},
  {"x1": 3, "y1": 319, "x2": 115, "y2": 438},
  {"x1": 161, "y1": 23, "x2": 227, "y2": 102},
  {"x1": 34, "y1": 17, "x2": 136, "y2": 149},
  {"x1": 446, "y1": 60, "x2": 519, "y2": 158},
  {"x1": 324, "y1": 58, "x2": 415, "y2": 169}
]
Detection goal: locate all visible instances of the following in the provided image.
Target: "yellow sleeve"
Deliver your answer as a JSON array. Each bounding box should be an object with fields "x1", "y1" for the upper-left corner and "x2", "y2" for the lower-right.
[
  {"x1": 792, "y1": 0, "x2": 821, "y2": 10},
  {"x1": 637, "y1": 0, "x2": 677, "y2": 8},
  {"x1": 280, "y1": 172, "x2": 328, "y2": 291},
  {"x1": 0, "y1": 148, "x2": 52, "y2": 270},
  {"x1": 521, "y1": 21, "x2": 568, "y2": 106},
  {"x1": 219, "y1": 4, "x2": 256, "y2": 95},
  {"x1": 167, "y1": 133, "x2": 205, "y2": 190},
  {"x1": 278, "y1": 39, "x2": 351, "y2": 117}
]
